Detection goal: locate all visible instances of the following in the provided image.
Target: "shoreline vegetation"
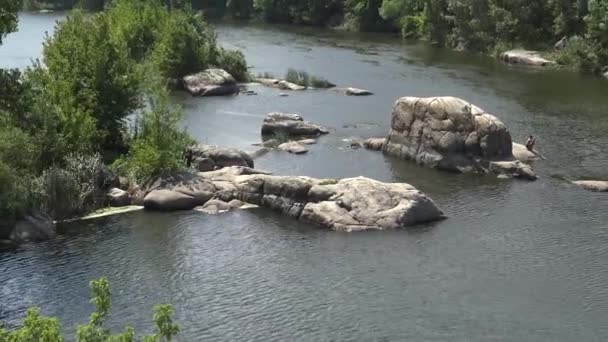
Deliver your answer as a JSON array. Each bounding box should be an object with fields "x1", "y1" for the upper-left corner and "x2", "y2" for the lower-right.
[
  {"x1": 20, "y1": 0, "x2": 608, "y2": 78},
  {"x1": 1, "y1": 0, "x2": 248, "y2": 234}
]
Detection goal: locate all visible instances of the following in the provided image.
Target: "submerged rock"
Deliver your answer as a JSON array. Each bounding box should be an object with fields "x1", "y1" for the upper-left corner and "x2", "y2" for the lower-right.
[
  {"x1": 189, "y1": 144, "x2": 254, "y2": 172},
  {"x1": 146, "y1": 166, "x2": 445, "y2": 230},
  {"x1": 182, "y1": 69, "x2": 239, "y2": 97},
  {"x1": 572, "y1": 180, "x2": 608, "y2": 192},
  {"x1": 381, "y1": 96, "x2": 536, "y2": 180},
  {"x1": 488, "y1": 161, "x2": 537, "y2": 180},
  {"x1": 278, "y1": 141, "x2": 309, "y2": 154},
  {"x1": 499, "y1": 50, "x2": 555, "y2": 67},
  {"x1": 256, "y1": 78, "x2": 306, "y2": 91},
  {"x1": 261, "y1": 112, "x2": 329, "y2": 137},
  {"x1": 9, "y1": 211, "x2": 55, "y2": 244}
]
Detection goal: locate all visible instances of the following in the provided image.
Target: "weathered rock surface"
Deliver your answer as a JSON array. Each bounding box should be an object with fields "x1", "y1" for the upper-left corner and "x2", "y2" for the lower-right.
[
  {"x1": 146, "y1": 166, "x2": 445, "y2": 230},
  {"x1": 196, "y1": 199, "x2": 257, "y2": 215},
  {"x1": 512, "y1": 143, "x2": 538, "y2": 162},
  {"x1": 499, "y1": 50, "x2": 555, "y2": 67},
  {"x1": 107, "y1": 188, "x2": 131, "y2": 207},
  {"x1": 381, "y1": 96, "x2": 536, "y2": 179},
  {"x1": 363, "y1": 138, "x2": 385, "y2": 151},
  {"x1": 183, "y1": 69, "x2": 239, "y2": 97},
  {"x1": 278, "y1": 141, "x2": 309, "y2": 154},
  {"x1": 189, "y1": 144, "x2": 254, "y2": 172},
  {"x1": 489, "y1": 161, "x2": 537, "y2": 180},
  {"x1": 143, "y1": 172, "x2": 217, "y2": 211},
  {"x1": 9, "y1": 212, "x2": 55, "y2": 244},
  {"x1": 572, "y1": 180, "x2": 608, "y2": 192},
  {"x1": 554, "y1": 36, "x2": 568, "y2": 50},
  {"x1": 261, "y1": 112, "x2": 329, "y2": 137}
]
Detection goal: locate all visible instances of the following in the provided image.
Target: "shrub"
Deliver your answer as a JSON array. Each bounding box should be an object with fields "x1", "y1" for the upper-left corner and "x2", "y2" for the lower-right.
[
  {"x1": 284, "y1": 68, "x2": 334, "y2": 88},
  {"x1": 32, "y1": 154, "x2": 107, "y2": 220},
  {"x1": 113, "y1": 83, "x2": 193, "y2": 182},
  {"x1": 217, "y1": 48, "x2": 249, "y2": 82},
  {"x1": 554, "y1": 36, "x2": 602, "y2": 74}
]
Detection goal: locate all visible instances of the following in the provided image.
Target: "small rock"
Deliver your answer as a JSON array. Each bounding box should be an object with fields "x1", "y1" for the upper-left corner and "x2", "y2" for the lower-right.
[
  {"x1": 572, "y1": 180, "x2": 608, "y2": 192},
  {"x1": 261, "y1": 112, "x2": 329, "y2": 137},
  {"x1": 107, "y1": 188, "x2": 131, "y2": 207},
  {"x1": 363, "y1": 138, "x2": 385, "y2": 151},
  {"x1": 182, "y1": 69, "x2": 239, "y2": 97},
  {"x1": 278, "y1": 141, "x2": 309, "y2": 154},
  {"x1": 296, "y1": 139, "x2": 317, "y2": 145},
  {"x1": 499, "y1": 50, "x2": 555, "y2": 67},
  {"x1": 279, "y1": 93, "x2": 289, "y2": 97},
  {"x1": 345, "y1": 87, "x2": 373, "y2": 96},
  {"x1": 350, "y1": 141, "x2": 362, "y2": 149},
  {"x1": 554, "y1": 36, "x2": 568, "y2": 50}
]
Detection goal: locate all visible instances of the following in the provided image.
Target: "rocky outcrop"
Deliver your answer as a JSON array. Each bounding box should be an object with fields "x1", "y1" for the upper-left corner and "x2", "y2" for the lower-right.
[
  {"x1": 261, "y1": 112, "x2": 329, "y2": 137},
  {"x1": 107, "y1": 188, "x2": 131, "y2": 207},
  {"x1": 381, "y1": 96, "x2": 536, "y2": 179},
  {"x1": 182, "y1": 69, "x2": 239, "y2": 97},
  {"x1": 8, "y1": 212, "x2": 55, "y2": 244},
  {"x1": 572, "y1": 180, "x2": 608, "y2": 192},
  {"x1": 189, "y1": 144, "x2": 254, "y2": 172},
  {"x1": 145, "y1": 166, "x2": 445, "y2": 230},
  {"x1": 499, "y1": 50, "x2": 555, "y2": 67}
]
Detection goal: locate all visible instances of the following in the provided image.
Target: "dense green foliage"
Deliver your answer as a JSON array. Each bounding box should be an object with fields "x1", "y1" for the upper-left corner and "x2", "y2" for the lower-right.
[
  {"x1": 0, "y1": 278, "x2": 179, "y2": 341},
  {"x1": 1, "y1": 0, "x2": 248, "y2": 221}
]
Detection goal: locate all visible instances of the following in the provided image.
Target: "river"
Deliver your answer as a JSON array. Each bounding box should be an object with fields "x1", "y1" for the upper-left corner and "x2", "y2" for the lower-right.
[{"x1": 1, "y1": 12, "x2": 608, "y2": 341}]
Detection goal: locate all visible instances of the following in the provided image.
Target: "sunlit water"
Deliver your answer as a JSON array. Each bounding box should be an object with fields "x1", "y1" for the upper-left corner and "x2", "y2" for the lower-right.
[{"x1": 1, "y1": 13, "x2": 608, "y2": 341}]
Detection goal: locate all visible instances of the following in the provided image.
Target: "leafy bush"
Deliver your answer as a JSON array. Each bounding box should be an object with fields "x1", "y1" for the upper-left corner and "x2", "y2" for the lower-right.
[
  {"x1": 284, "y1": 68, "x2": 334, "y2": 88},
  {"x1": 32, "y1": 154, "x2": 107, "y2": 220},
  {"x1": 554, "y1": 36, "x2": 602, "y2": 74},
  {"x1": 0, "y1": 277, "x2": 179, "y2": 341},
  {"x1": 113, "y1": 83, "x2": 193, "y2": 183},
  {"x1": 217, "y1": 48, "x2": 249, "y2": 82}
]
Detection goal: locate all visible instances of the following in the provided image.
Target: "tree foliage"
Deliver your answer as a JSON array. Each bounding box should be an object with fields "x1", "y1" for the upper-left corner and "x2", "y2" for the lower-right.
[{"x1": 0, "y1": 278, "x2": 179, "y2": 341}]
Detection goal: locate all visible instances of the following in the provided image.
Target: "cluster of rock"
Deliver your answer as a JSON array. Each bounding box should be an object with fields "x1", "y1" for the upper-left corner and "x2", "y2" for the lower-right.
[
  {"x1": 258, "y1": 112, "x2": 329, "y2": 155},
  {"x1": 499, "y1": 50, "x2": 555, "y2": 67},
  {"x1": 363, "y1": 96, "x2": 537, "y2": 180},
  {"x1": 142, "y1": 166, "x2": 445, "y2": 231}
]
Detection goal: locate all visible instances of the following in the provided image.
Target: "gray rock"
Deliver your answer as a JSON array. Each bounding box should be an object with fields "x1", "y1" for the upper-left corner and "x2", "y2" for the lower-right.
[
  {"x1": 261, "y1": 112, "x2": 329, "y2": 137},
  {"x1": 363, "y1": 138, "x2": 385, "y2": 151},
  {"x1": 381, "y1": 96, "x2": 536, "y2": 180},
  {"x1": 296, "y1": 138, "x2": 317, "y2": 145},
  {"x1": 107, "y1": 188, "x2": 131, "y2": 207},
  {"x1": 499, "y1": 50, "x2": 555, "y2": 67},
  {"x1": 278, "y1": 141, "x2": 309, "y2": 154},
  {"x1": 182, "y1": 69, "x2": 239, "y2": 97},
  {"x1": 9, "y1": 211, "x2": 55, "y2": 244},
  {"x1": 555, "y1": 36, "x2": 568, "y2": 50},
  {"x1": 572, "y1": 180, "x2": 608, "y2": 192},
  {"x1": 345, "y1": 87, "x2": 373, "y2": 96},
  {"x1": 488, "y1": 161, "x2": 537, "y2": 180},
  {"x1": 255, "y1": 78, "x2": 306, "y2": 91},
  {"x1": 194, "y1": 157, "x2": 216, "y2": 172},
  {"x1": 190, "y1": 144, "x2": 254, "y2": 169},
  {"x1": 196, "y1": 199, "x2": 258, "y2": 214},
  {"x1": 512, "y1": 143, "x2": 538, "y2": 162},
  {"x1": 143, "y1": 172, "x2": 217, "y2": 211}
]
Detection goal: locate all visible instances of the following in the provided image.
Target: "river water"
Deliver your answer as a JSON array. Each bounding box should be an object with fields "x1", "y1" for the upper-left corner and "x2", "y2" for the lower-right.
[{"x1": 2, "y1": 12, "x2": 608, "y2": 341}]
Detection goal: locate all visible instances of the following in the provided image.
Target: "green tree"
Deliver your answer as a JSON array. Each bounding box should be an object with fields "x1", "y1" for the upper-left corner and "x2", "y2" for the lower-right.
[{"x1": 0, "y1": 0, "x2": 19, "y2": 45}]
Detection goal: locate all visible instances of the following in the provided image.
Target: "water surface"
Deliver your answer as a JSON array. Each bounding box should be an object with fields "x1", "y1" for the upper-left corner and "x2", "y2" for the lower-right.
[{"x1": 1, "y1": 13, "x2": 608, "y2": 341}]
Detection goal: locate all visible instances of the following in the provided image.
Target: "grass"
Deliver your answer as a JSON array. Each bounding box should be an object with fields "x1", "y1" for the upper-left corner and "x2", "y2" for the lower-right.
[{"x1": 285, "y1": 68, "x2": 334, "y2": 88}]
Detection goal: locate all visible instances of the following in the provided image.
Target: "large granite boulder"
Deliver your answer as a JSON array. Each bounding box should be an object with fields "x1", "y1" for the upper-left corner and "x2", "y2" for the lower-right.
[
  {"x1": 198, "y1": 167, "x2": 445, "y2": 231},
  {"x1": 182, "y1": 69, "x2": 239, "y2": 97},
  {"x1": 189, "y1": 144, "x2": 254, "y2": 172},
  {"x1": 261, "y1": 112, "x2": 329, "y2": 137},
  {"x1": 9, "y1": 211, "x2": 55, "y2": 244},
  {"x1": 499, "y1": 50, "x2": 555, "y2": 67},
  {"x1": 572, "y1": 180, "x2": 608, "y2": 192},
  {"x1": 143, "y1": 171, "x2": 217, "y2": 211},
  {"x1": 382, "y1": 96, "x2": 536, "y2": 179}
]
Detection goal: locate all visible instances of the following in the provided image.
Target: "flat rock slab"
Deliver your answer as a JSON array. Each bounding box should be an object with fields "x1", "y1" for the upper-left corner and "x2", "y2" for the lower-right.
[
  {"x1": 499, "y1": 50, "x2": 555, "y2": 67},
  {"x1": 345, "y1": 87, "x2": 373, "y2": 96},
  {"x1": 572, "y1": 180, "x2": 608, "y2": 192}
]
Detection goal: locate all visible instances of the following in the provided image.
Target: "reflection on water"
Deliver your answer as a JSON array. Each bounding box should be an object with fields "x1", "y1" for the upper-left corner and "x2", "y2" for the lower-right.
[{"x1": 1, "y1": 14, "x2": 608, "y2": 341}]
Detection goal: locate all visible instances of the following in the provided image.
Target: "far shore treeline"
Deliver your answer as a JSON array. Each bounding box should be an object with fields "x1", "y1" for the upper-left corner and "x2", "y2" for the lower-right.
[{"x1": 22, "y1": 0, "x2": 608, "y2": 76}]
